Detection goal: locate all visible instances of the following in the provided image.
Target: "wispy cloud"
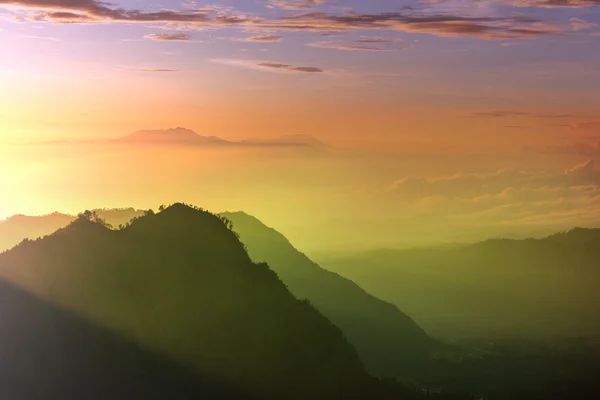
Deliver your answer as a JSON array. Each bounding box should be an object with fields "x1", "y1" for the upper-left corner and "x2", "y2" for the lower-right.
[
  {"x1": 137, "y1": 68, "x2": 179, "y2": 72},
  {"x1": 307, "y1": 36, "x2": 409, "y2": 51},
  {"x1": 464, "y1": 110, "x2": 578, "y2": 118},
  {"x1": 504, "y1": 0, "x2": 600, "y2": 8},
  {"x1": 257, "y1": 11, "x2": 564, "y2": 39},
  {"x1": 144, "y1": 33, "x2": 192, "y2": 41},
  {"x1": 569, "y1": 17, "x2": 597, "y2": 31},
  {"x1": 385, "y1": 159, "x2": 600, "y2": 228},
  {"x1": 425, "y1": 0, "x2": 600, "y2": 9},
  {"x1": 22, "y1": 35, "x2": 61, "y2": 41},
  {"x1": 0, "y1": 0, "x2": 572, "y2": 40},
  {"x1": 266, "y1": 0, "x2": 328, "y2": 10},
  {"x1": 221, "y1": 34, "x2": 283, "y2": 42},
  {"x1": 212, "y1": 58, "x2": 324, "y2": 73},
  {"x1": 257, "y1": 61, "x2": 323, "y2": 73},
  {"x1": 243, "y1": 34, "x2": 283, "y2": 42},
  {"x1": 0, "y1": 0, "x2": 252, "y2": 26},
  {"x1": 115, "y1": 66, "x2": 180, "y2": 73}
]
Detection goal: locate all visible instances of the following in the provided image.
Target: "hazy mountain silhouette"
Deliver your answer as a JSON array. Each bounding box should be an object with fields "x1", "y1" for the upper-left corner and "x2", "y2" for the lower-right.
[
  {"x1": 222, "y1": 212, "x2": 440, "y2": 376},
  {"x1": 0, "y1": 213, "x2": 74, "y2": 252},
  {"x1": 0, "y1": 209, "x2": 145, "y2": 252},
  {"x1": 320, "y1": 228, "x2": 600, "y2": 340},
  {"x1": 239, "y1": 134, "x2": 328, "y2": 148},
  {"x1": 118, "y1": 128, "x2": 232, "y2": 146},
  {"x1": 0, "y1": 204, "x2": 379, "y2": 399},
  {"x1": 111, "y1": 128, "x2": 326, "y2": 149},
  {"x1": 0, "y1": 279, "x2": 251, "y2": 400}
]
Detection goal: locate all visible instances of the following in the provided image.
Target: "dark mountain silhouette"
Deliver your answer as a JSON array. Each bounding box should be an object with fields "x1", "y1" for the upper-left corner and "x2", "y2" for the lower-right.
[
  {"x1": 320, "y1": 228, "x2": 600, "y2": 340},
  {"x1": 222, "y1": 212, "x2": 440, "y2": 376},
  {"x1": 0, "y1": 204, "x2": 377, "y2": 399},
  {"x1": 0, "y1": 279, "x2": 251, "y2": 400}
]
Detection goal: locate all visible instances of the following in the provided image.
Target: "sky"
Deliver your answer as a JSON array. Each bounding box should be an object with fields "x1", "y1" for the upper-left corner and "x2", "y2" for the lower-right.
[{"x1": 1, "y1": 0, "x2": 600, "y2": 251}]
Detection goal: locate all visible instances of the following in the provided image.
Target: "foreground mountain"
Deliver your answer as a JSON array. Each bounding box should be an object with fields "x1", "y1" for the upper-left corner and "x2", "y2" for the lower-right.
[
  {"x1": 0, "y1": 204, "x2": 375, "y2": 399},
  {"x1": 223, "y1": 212, "x2": 439, "y2": 377},
  {"x1": 0, "y1": 208, "x2": 440, "y2": 376},
  {"x1": 0, "y1": 280, "x2": 249, "y2": 399},
  {"x1": 319, "y1": 228, "x2": 600, "y2": 340}
]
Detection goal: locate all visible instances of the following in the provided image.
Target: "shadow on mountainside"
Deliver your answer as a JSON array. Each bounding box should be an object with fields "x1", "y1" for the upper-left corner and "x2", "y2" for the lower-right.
[{"x1": 0, "y1": 279, "x2": 251, "y2": 400}]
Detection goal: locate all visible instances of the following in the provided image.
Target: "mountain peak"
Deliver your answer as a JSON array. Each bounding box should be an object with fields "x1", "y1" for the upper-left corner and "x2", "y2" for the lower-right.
[
  {"x1": 547, "y1": 227, "x2": 600, "y2": 244},
  {"x1": 119, "y1": 128, "x2": 229, "y2": 146},
  {"x1": 56, "y1": 214, "x2": 113, "y2": 237},
  {"x1": 0, "y1": 203, "x2": 373, "y2": 399}
]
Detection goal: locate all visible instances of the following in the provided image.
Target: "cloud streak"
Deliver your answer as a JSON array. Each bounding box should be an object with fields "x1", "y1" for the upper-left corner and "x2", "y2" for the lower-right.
[
  {"x1": 426, "y1": 0, "x2": 600, "y2": 9},
  {"x1": 465, "y1": 110, "x2": 580, "y2": 118},
  {"x1": 0, "y1": 0, "x2": 573, "y2": 40},
  {"x1": 385, "y1": 159, "x2": 600, "y2": 228},
  {"x1": 0, "y1": 0, "x2": 252, "y2": 26},
  {"x1": 144, "y1": 33, "x2": 191, "y2": 41},
  {"x1": 257, "y1": 61, "x2": 324, "y2": 73},
  {"x1": 266, "y1": 0, "x2": 328, "y2": 10},
  {"x1": 306, "y1": 36, "x2": 409, "y2": 51},
  {"x1": 212, "y1": 58, "x2": 325, "y2": 73}
]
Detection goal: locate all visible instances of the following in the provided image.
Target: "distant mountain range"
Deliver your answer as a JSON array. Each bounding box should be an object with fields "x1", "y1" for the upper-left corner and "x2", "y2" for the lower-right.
[
  {"x1": 0, "y1": 209, "x2": 142, "y2": 251},
  {"x1": 319, "y1": 228, "x2": 600, "y2": 340},
  {"x1": 32, "y1": 128, "x2": 328, "y2": 150},
  {"x1": 120, "y1": 128, "x2": 327, "y2": 148},
  {"x1": 3, "y1": 207, "x2": 599, "y2": 358},
  {"x1": 3, "y1": 206, "x2": 600, "y2": 399},
  {"x1": 0, "y1": 205, "x2": 377, "y2": 399}
]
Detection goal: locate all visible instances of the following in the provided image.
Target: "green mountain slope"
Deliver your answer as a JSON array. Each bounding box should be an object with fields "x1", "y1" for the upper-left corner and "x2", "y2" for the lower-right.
[
  {"x1": 319, "y1": 229, "x2": 600, "y2": 340},
  {"x1": 222, "y1": 211, "x2": 440, "y2": 377},
  {"x1": 0, "y1": 204, "x2": 375, "y2": 399}
]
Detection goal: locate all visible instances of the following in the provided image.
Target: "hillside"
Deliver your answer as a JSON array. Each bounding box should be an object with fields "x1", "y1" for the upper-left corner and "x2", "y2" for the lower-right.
[
  {"x1": 222, "y1": 212, "x2": 439, "y2": 376},
  {"x1": 0, "y1": 280, "x2": 250, "y2": 399},
  {"x1": 319, "y1": 228, "x2": 600, "y2": 340},
  {"x1": 0, "y1": 204, "x2": 375, "y2": 399}
]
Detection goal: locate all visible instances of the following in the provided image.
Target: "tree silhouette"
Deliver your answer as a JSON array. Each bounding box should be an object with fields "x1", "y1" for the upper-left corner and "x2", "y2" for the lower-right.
[{"x1": 78, "y1": 210, "x2": 113, "y2": 229}]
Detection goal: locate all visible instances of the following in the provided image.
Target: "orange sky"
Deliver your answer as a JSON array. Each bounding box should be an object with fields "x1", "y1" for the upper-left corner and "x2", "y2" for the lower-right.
[{"x1": 1, "y1": 0, "x2": 599, "y2": 249}]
